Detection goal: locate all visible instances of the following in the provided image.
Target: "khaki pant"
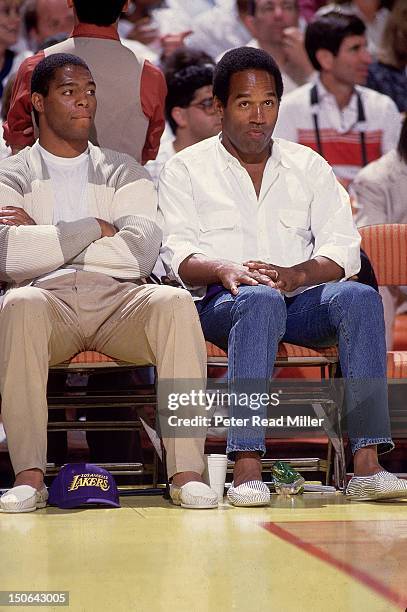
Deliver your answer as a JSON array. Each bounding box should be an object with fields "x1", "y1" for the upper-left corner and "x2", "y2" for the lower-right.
[{"x1": 0, "y1": 272, "x2": 207, "y2": 479}]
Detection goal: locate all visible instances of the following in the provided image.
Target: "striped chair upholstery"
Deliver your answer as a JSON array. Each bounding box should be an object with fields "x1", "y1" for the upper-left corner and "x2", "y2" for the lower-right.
[
  {"x1": 52, "y1": 351, "x2": 126, "y2": 369},
  {"x1": 60, "y1": 343, "x2": 339, "y2": 369},
  {"x1": 387, "y1": 351, "x2": 407, "y2": 379},
  {"x1": 206, "y1": 342, "x2": 338, "y2": 366},
  {"x1": 359, "y1": 223, "x2": 407, "y2": 286},
  {"x1": 70, "y1": 351, "x2": 115, "y2": 364},
  {"x1": 359, "y1": 223, "x2": 407, "y2": 376}
]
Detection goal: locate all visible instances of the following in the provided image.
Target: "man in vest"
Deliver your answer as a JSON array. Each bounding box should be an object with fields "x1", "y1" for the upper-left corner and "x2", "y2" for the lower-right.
[{"x1": 4, "y1": 0, "x2": 166, "y2": 164}]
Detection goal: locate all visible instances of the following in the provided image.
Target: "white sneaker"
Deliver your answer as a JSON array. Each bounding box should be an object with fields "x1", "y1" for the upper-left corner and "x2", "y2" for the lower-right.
[
  {"x1": 346, "y1": 471, "x2": 407, "y2": 502},
  {"x1": 0, "y1": 485, "x2": 48, "y2": 513},
  {"x1": 227, "y1": 480, "x2": 270, "y2": 507},
  {"x1": 170, "y1": 481, "x2": 218, "y2": 509}
]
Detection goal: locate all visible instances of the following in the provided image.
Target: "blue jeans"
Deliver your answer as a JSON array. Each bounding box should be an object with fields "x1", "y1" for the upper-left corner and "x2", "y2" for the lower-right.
[{"x1": 196, "y1": 282, "x2": 393, "y2": 458}]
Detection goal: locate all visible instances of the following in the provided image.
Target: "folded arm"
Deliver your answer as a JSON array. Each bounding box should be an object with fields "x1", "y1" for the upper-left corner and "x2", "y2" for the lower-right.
[
  {"x1": 69, "y1": 172, "x2": 162, "y2": 280},
  {"x1": 0, "y1": 214, "x2": 101, "y2": 283}
]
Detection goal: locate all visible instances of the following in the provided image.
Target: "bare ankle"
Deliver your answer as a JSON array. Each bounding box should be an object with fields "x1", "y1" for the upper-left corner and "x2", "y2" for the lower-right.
[
  {"x1": 172, "y1": 471, "x2": 203, "y2": 487},
  {"x1": 233, "y1": 452, "x2": 262, "y2": 486},
  {"x1": 14, "y1": 469, "x2": 44, "y2": 491},
  {"x1": 353, "y1": 446, "x2": 382, "y2": 477}
]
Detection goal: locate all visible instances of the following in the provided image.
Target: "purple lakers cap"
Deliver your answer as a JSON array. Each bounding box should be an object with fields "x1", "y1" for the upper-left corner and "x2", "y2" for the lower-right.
[{"x1": 48, "y1": 463, "x2": 120, "y2": 509}]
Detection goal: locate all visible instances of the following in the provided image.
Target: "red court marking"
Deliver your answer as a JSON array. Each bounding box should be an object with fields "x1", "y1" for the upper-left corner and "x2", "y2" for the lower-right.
[{"x1": 262, "y1": 521, "x2": 407, "y2": 609}]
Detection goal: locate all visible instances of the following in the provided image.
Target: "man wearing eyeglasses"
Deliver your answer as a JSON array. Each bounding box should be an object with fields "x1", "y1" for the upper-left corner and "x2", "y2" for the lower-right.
[{"x1": 146, "y1": 50, "x2": 221, "y2": 186}]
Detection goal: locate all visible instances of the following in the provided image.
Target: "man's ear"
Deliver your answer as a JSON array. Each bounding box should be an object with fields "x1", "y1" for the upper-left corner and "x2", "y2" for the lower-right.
[
  {"x1": 66, "y1": 0, "x2": 74, "y2": 8},
  {"x1": 31, "y1": 92, "x2": 44, "y2": 116},
  {"x1": 241, "y1": 14, "x2": 257, "y2": 38},
  {"x1": 315, "y1": 48, "x2": 334, "y2": 71},
  {"x1": 171, "y1": 107, "x2": 188, "y2": 129}
]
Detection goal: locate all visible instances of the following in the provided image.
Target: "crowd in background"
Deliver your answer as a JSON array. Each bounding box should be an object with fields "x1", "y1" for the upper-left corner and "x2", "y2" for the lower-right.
[{"x1": 0, "y1": 0, "x2": 406, "y2": 345}]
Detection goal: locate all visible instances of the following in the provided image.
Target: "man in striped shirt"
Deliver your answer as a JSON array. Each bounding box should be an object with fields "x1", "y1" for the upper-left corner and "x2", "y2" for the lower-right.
[
  {"x1": 0, "y1": 53, "x2": 217, "y2": 513},
  {"x1": 273, "y1": 10, "x2": 401, "y2": 189}
]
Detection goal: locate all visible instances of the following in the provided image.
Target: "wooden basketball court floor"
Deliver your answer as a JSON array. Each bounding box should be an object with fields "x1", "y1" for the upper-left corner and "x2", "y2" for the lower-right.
[{"x1": 1, "y1": 492, "x2": 407, "y2": 612}]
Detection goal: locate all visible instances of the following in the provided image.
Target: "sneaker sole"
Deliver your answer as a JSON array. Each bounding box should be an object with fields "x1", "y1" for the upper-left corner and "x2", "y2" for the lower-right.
[
  {"x1": 227, "y1": 498, "x2": 270, "y2": 507},
  {"x1": 0, "y1": 504, "x2": 37, "y2": 513},
  {"x1": 0, "y1": 498, "x2": 48, "y2": 513},
  {"x1": 180, "y1": 503, "x2": 218, "y2": 509},
  {"x1": 347, "y1": 489, "x2": 407, "y2": 502},
  {"x1": 170, "y1": 498, "x2": 218, "y2": 509}
]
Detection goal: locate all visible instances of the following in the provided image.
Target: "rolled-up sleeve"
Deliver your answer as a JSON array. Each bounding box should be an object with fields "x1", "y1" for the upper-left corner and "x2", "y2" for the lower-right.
[
  {"x1": 158, "y1": 158, "x2": 207, "y2": 287},
  {"x1": 309, "y1": 156, "x2": 361, "y2": 279}
]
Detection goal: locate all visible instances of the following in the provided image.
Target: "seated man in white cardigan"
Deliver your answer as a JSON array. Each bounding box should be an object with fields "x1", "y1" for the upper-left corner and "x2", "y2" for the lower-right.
[{"x1": 0, "y1": 53, "x2": 217, "y2": 512}]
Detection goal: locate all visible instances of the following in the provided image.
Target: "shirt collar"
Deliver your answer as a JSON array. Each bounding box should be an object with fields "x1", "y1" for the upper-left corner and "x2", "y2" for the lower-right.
[
  {"x1": 216, "y1": 133, "x2": 290, "y2": 171},
  {"x1": 72, "y1": 23, "x2": 120, "y2": 41},
  {"x1": 315, "y1": 76, "x2": 360, "y2": 111}
]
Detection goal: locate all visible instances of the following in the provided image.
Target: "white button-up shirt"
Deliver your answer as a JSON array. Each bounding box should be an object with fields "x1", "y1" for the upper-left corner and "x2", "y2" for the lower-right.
[{"x1": 158, "y1": 135, "x2": 361, "y2": 298}]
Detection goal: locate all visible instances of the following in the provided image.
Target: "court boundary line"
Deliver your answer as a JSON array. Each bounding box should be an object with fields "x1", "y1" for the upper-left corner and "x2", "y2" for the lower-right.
[{"x1": 262, "y1": 521, "x2": 407, "y2": 609}]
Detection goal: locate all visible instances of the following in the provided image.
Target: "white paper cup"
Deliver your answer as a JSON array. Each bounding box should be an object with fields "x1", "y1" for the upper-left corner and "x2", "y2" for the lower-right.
[{"x1": 203, "y1": 454, "x2": 228, "y2": 501}]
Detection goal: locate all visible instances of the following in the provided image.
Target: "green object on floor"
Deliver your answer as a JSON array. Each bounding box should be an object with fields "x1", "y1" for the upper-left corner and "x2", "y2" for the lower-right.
[{"x1": 272, "y1": 461, "x2": 305, "y2": 495}]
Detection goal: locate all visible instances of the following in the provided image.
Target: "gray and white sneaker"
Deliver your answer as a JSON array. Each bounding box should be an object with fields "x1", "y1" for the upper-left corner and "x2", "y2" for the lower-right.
[
  {"x1": 227, "y1": 480, "x2": 270, "y2": 507},
  {"x1": 170, "y1": 482, "x2": 218, "y2": 509},
  {"x1": 346, "y1": 471, "x2": 407, "y2": 502}
]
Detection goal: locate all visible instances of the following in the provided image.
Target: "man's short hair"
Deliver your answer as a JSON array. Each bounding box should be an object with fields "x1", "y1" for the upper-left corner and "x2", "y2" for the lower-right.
[
  {"x1": 164, "y1": 49, "x2": 216, "y2": 134},
  {"x1": 72, "y1": 0, "x2": 127, "y2": 26},
  {"x1": 305, "y1": 11, "x2": 366, "y2": 71},
  {"x1": 213, "y1": 47, "x2": 284, "y2": 106},
  {"x1": 31, "y1": 53, "x2": 90, "y2": 124}
]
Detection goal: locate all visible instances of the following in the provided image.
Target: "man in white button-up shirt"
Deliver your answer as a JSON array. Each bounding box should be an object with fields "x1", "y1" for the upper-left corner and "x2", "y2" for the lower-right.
[{"x1": 159, "y1": 47, "x2": 406, "y2": 506}]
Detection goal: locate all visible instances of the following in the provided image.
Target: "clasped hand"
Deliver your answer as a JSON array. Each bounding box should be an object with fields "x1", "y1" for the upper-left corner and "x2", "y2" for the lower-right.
[
  {"x1": 0, "y1": 208, "x2": 117, "y2": 237},
  {"x1": 244, "y1": 260, "x2": 305, "y2": 293},
  {"x1": 216, "y1": 260, "x2": 304, "y2": 295}
]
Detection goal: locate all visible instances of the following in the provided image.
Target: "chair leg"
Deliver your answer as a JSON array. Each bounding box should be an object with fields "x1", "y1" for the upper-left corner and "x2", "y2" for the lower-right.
[
  {"x1": 326, "y1": 440, "x2": 333, "y2": 485},
  {"x1": 312, "y1": 401, "x2": 346, "y2": 491},
  {"x1": 161, "y1": 446, "x2": 170, "y2": 499},
  {"x1": 333, "y1": 442, "x2": 347, "y2": 491},
  {"x1": 153, "y1": 452, "x2": 159, "y2": 488}
]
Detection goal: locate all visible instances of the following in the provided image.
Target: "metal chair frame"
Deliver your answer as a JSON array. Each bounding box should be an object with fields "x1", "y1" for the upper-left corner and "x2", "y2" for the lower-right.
[
  {"x1": 207, "y1": 343, "x2": 347, "y2": 489},
  {"x1": 47, "y1": 357, "x2": 166, "y2": 495}
]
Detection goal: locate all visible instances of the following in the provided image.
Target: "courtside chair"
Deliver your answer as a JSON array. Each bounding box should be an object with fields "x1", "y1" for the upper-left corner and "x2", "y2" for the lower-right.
[
  {"x1": 47, "y1": 352, "x2": 166, "y2": 495},
  {"x1": 359, "y1": 223, "x2": 407, "y2": 291},
  {"x1": 359, "y1": 223, "x2": 407, "y2": 437},
  {"x1": 206, "y1": 340, "x2": 347, "y2": 489},
  {"x1": 359, "y1": 223, "x2": 407, "y2": 380}
]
